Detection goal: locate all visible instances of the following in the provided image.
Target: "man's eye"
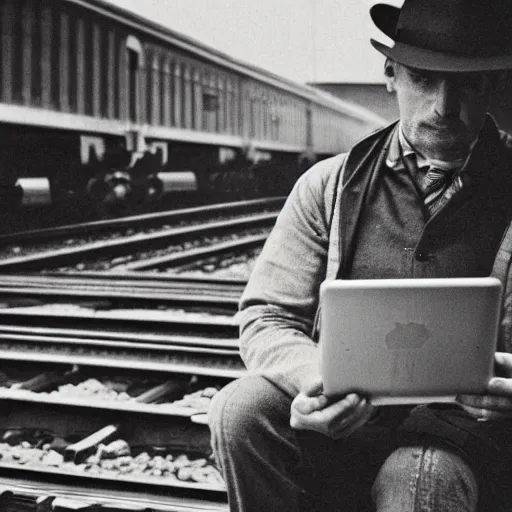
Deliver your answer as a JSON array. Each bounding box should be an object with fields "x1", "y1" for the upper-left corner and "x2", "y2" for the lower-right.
[{"x1": 409, "y1": 72, "x2": 432, "y2": 85}]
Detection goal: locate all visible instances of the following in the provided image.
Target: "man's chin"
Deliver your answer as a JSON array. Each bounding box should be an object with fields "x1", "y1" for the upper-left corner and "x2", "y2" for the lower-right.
[{"x1": 422, "y1": 136, "x2": 470, "y2": 160}]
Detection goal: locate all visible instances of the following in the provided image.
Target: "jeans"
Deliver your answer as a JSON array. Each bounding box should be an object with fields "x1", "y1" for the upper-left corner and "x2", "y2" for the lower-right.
[{"x1": 209, "y1": 375, "x2": 480, "y2": 512}]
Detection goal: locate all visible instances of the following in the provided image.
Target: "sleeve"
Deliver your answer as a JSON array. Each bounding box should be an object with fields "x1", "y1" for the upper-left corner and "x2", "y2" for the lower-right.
[{"x1": 238, "y1": 157, "x2": 342, "y2": 397}]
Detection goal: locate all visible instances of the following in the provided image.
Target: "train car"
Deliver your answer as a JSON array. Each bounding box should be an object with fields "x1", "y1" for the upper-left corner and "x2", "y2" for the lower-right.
[{"x1": 0, "y1": 0, "x2": 385, "y2": 224}]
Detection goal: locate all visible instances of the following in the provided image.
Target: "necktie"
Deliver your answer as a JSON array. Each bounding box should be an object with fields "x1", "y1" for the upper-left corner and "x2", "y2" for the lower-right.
[
  {"x1": 402, "y1": 153, "x2": 461, "y2": 215},
  {"x1": 422, "y1": 166, "x2": 455, "y2": 208}
]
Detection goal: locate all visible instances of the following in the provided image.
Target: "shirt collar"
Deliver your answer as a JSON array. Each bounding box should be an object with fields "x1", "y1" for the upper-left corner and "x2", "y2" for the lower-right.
[{"x1": 386, "y1": 123, "x2": 477, "y2": 172}]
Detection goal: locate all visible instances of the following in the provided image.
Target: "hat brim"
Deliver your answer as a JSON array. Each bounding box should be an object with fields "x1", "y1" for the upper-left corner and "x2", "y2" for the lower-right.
[{"x1": 371, "y1": 39, "x2": 512, "y2": 72}]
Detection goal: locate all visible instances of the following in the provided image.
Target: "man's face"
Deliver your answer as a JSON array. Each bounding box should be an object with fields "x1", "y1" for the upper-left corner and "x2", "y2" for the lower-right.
[{"x1": 385, "y1": 61, "x2": 494, "y2": 160}]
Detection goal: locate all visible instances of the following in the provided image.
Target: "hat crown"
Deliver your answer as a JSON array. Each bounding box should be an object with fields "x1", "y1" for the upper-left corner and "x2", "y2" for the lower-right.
[{"x1": 394, "y1": 0, "x2": 511, "y2": 57}]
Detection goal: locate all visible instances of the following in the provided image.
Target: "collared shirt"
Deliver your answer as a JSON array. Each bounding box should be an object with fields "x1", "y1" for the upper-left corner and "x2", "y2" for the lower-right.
[
  {"x1": 386, "y1": 125, "x2": 477, "y2": 214},
  {"x1": 386, "y1": 126, "x2": 468, "y2": 172}
]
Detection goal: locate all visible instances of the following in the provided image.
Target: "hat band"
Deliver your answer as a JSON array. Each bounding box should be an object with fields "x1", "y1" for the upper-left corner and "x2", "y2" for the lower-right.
[{"x1": 397, "y1": 26, "x2": 510, "y2": 58}]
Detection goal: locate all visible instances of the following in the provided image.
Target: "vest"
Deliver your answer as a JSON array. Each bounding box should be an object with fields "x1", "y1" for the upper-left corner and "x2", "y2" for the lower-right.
[{"x1": 323, "y1": 117, "x2": 512, "y2": 351}]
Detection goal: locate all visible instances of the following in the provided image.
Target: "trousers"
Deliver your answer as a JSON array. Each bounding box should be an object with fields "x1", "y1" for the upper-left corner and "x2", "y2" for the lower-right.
[{"x1": 209, "y1": 375, "x2": 482, "y2": 512}]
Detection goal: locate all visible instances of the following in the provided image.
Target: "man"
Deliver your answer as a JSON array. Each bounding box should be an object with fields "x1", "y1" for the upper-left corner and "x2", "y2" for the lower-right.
[{"x1": 209, "y1": 1, "x2": 512, "y2": 510}]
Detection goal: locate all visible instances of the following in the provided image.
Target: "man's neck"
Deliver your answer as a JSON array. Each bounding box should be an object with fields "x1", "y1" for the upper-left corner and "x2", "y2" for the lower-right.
[{"x1": 399, "y1": 126, "x2": 475, "y2": 170}]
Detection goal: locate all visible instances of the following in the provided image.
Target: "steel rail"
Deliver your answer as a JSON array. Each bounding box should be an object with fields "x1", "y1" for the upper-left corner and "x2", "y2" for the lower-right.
[
  {"x1": 0, "y1": 274, "x2": 246, "y2": 298},
  {"x1": 0, "y1": 462, "x2": 226, "y2": 494},
  {"x1": 0, "y1": 286, "x2": 241, "y2": 305},
  {"x1": 0, "y1": 476, "x2": 230, "y2": 510},
  {"x1": 0, "y1": 474, "x2": 229, "y2": 506},
  {"x1": 0, "y1": 332, "x2": 238, "y2": 357},
  {"x1": 0, "y1": 310, "x2": 239, "y2": 340},
  {"x1": 0, "y1": 197, "x2": 285, "y2": 244},
  {"x1": 119, "y1": 232, "x2": 267, "y2": 271},
  {"x1": 43, "y1": 270, "x2": 247, "y2": 286},
  {"x1": 0, "y1": 324, "x2": 239, "y2": 350},
  {"x1": 0, "y1": 212, "x2": 276, "y2": 271},
  {"x1": 0, "y1": 346, "x2": 245, "y2": 379}
]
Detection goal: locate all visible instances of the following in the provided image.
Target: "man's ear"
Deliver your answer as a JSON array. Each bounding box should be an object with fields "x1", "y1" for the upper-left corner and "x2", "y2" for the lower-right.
[{"x1": 384, "y1": 60, "x2": 396, "y2": 93}]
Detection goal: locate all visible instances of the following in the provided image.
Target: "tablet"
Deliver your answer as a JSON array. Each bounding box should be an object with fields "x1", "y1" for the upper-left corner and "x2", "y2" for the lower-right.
[{"x1": 320, "y1": 277, "x2": 502, "y2": 405}]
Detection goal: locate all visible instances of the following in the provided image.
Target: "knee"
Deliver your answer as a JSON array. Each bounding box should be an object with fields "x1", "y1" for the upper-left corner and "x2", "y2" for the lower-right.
[
  {"x1": 208, "y1": 375, "x2": 291, "y2": 451},
  {"x1": 372, "y1": 444, "x2": 478, "y2": 512}
]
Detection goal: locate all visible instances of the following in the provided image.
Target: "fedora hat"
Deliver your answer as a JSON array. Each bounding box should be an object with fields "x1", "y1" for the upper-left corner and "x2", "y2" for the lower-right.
[{"x1": 371, "y1": 0, "x2": 512, "y2": 71}]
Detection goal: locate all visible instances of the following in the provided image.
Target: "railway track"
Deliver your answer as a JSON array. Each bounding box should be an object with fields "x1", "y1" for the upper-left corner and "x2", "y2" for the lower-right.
[
  {"x1": 0, "y1": 476, "x2": 229, "y2": 511},
  {"x1": 0, "y1": 199, "x2": 277, "y2": 509},
  {"x1": 0, "y1": 273, "x2": 245, "y2": 302},
  {"x1": 0, "y1": 295, "x2": 242, "y2": 510},
  {"x1": 0, "y1": 198, "x2": 282, "y2": 272},
  {"x1": 0, "y1": 216, "x2": 273, "y2": 273}
]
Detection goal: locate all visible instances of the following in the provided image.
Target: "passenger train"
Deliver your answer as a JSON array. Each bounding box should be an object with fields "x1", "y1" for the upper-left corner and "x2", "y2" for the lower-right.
[{"x1": 0, "y1": 0, "x2": 385, "y2": 222}]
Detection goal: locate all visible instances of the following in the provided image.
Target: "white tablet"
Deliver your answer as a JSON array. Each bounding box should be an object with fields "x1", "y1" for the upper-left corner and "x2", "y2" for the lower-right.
[{"x1": 320, "y1": 277, "x2": 502, "y2": 405}]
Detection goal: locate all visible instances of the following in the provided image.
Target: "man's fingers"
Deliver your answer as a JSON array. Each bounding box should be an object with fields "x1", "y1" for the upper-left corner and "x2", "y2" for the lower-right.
[
  {"x1": 495, "y1": 352, "x2": 512, "y2": 377},
  {"x1": 293, "y1": 393, "x2": 329, "y2": 415},
  {"x1": 457, "y1": 392, "x2": 512, "y2": 411},
  {"x1": 290, "y1": 394, "x2": 369, "y2": 436},
  {"x1": 301, "y1": 393, "x2": 359, "y2": 424},
  {"x1": 457, "y1": 402, "x2": 512, "y2": 421},
  {"x1": 488, "y1": 376, "x2": 512, "y2": 396},
  {"x1": 303, "y1": 380, "x2": 323, "y2": 397},
  {"x1": 334, "y1": 401, "x2": 375, "y2": 439}
]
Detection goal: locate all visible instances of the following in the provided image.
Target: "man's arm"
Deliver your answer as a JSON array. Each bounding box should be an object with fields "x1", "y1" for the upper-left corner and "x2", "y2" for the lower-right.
[
  {"x1": 238, "y1": 155, "x2": 379, "y2": 437},
  {"x1": 238, "y1": 156, "x2": 344, "y2": 397}
]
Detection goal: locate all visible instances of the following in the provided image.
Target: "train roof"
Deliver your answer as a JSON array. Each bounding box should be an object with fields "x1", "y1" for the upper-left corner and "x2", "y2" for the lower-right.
[{"x1": 67, "y1": 0, "x2": 386, "y2": 126}]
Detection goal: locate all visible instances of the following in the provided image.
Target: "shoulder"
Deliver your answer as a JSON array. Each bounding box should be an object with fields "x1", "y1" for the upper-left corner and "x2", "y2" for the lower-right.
[
  {"x1": 295, "y1": 154, "x2": 346, "y2": 193},
  {"x1": 287, "y1": 154, "x2": 346, "y2": 222}
]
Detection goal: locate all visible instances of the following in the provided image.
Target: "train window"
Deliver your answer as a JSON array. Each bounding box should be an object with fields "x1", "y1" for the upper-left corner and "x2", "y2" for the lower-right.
[
  {"x1": 226, "y1": 80, "x2": 233, "y2": 134},
  {"x1": 21, "y1": 0, "x2": 35, "y2": 105},
  {"x1": 149, "y1": 53, "x2": 161, "y2": 125},
  {"x1": 1, "y1": 0, "x2": 14, "y2": 102},
  {"x1": 182, "y1": 63, "x2": 192, "y2": 129},
  {"x1": 211, "y1": 74, "x2": 219, "y2": 132},
  {"x1": 30, "y1": 2, "x2": 43, "y2": 107},
  {"x1": 263, "y1": 95, "x2": 269, "y2": 139},
  {"x1": 75, "y1": 17, "x2": 86, "y2": 114},
  {"x1": 232, "y1": 80, "x2": 240, "y2": 135},
  {"x1": 106, "y1": 30, "x2": 117, "y2": 119},
  {"x1": 203, "y1": 91, "x2": 218, "y2": 132},
  {"x1": 128, "y1": 49, "x2": 139, "y2": 122},
  {"x1": 92, "y1": 23, "x2": 102, "y2": 118},
  {"x1": 218, "y1": 77, "x2": 225, "y2": 133},
  {"x1": 126, "y1": 36, "x2": 143, "y2": 123},
  {"x1": 193, "y1": 68, "x2": 202, "y2": 130},
  {"x1": 173, "y1": 62, "x2": 182, "y2": 127},
  {"x1": 203, "y1": 92, "x2": 219, "y2": 111},
  {"x1": 162, "y1": 57, "x2": 172, "y2": 127},
  {"x1": 271, "y1": 111, "x2": 279, "y2": 141},
  {"x1": 249, "y1": 95, "x2": 256, "y2": 138},
  {"x1": 84, "y1": 20, "x2": 95, "y2": 115},
  {"x1": 59, "y1": 11, "x2": 71, "y2": 112},
  {"x1": 12, "y1": 1, "x2": 24, "y2": 104}
]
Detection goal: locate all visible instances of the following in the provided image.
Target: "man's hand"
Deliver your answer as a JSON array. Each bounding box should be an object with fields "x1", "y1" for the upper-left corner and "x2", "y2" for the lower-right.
[
  {"x1": 290, "y1": 380, "x2": 375, "y2": 439},
  {"x1": 457, "y1": 352, "x2": 512, "y2": 421}
]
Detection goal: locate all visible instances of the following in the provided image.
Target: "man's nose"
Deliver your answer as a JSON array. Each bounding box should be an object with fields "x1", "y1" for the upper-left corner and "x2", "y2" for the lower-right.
[{"x1": 434, "y1": 79, "x2": 460, "y2": 118}]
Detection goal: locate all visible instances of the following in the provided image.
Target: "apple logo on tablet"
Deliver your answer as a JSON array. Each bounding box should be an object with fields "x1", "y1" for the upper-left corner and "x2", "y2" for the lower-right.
[{"x1": 385, "y1": 323, "x2": 431, "y2": 349}]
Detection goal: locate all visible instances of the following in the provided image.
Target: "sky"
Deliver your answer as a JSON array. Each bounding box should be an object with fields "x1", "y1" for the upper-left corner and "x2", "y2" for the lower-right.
[{"x1": 105, "y1": 0, "x2": 403, "y2": 85}]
